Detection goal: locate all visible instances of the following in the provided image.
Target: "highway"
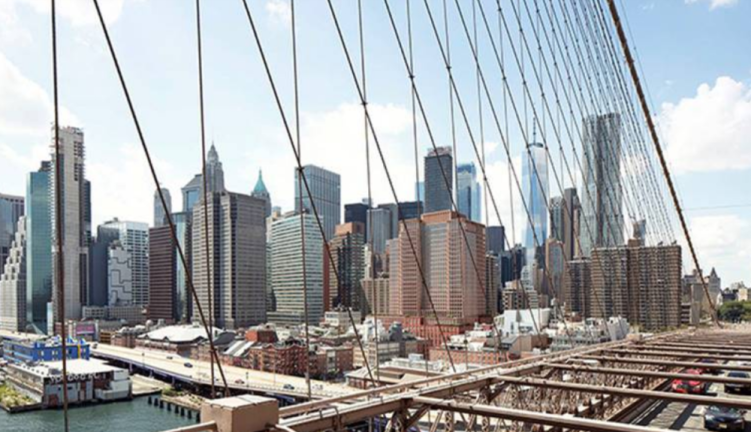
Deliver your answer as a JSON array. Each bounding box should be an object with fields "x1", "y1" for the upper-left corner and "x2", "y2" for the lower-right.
[
  {"x1": 91, "y1": 344, "x2": 357, "y2": 399},
  {"x1": 635, "y1": 370, "x2": 751, "y2": 431}
]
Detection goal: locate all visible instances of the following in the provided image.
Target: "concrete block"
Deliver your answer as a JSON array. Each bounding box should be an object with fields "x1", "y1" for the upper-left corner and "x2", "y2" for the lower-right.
[{"x1": 201, "y1": 395, "x2": 279, "y2": 432}]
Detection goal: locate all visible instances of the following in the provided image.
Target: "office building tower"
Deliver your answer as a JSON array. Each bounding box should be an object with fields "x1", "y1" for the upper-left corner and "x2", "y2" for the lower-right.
[
  {"x1": 89, "y1": 225, "x2": 120, "y2": 307},
  {"x1": 192, "y1": 192, "x2": 267, "y2": 329},
  {"x1": 107, "y1": 241, "x2": 132, "y2": 305},
  {"x1": 424, "y1": 147, "x2": 453, "y2": 214},
  {"x1": 389, "y1": 211, "x2": 486, "y2": 321},
  {"x1": 0, "y1": 193, "x2": 24, "y2": 270},
  {"x1": 268, "y1": 211, "x2": 324, "y2": 325},
  {"x1": 378, "y1": 203, "x2": 399, "y2": 240},
  {"x1": 0, "y1": 217, "x2": 27, "y2": 331},
  {"x1": 486, "y1": 226, "x2": 505, "y2": 256},
  {"x1": 50, "y1": 126, "x2": 91, "y2": 323},
  {"x1": 545, "y1": 239, "x2": 565, "y2": 299},
  {"x1": 181, "y1": 142, "x2": 227, "y2": 213},
  {"x1": 25, "y1": 162, "x2": 52, "y2": 333},
  {"x1": 362, "y1": 276, "x2": 390, "y2": 316},
  {"x1": 153, "y1": 187, "x2": 171, "y2": 227},
  {"x1": 148, "y1": 225, "x2": 177, "y2": 322},
  {"x1": 251, "y1": 170, "x2": 272, "y2": 218},
  {"x1": 500, "y1": 245, "x2": 524, "y2": 288},
  {"x1": 99, "y1": 219, "x2": 149, "y2": 306},
  {"x1": 345, "y1": 203, "x2": 368, "y2": 226},
  {"x1": 522, "y1": 142, "x2": 549, "y2": 261},
  {"x1": 172, "y1": 211, "x2": 192, "y2": 322},
  {"x1": 367, "y1": 206, "x2": 392, "y2": 256},
  {"x1": 486, "y1": 254, "x2": 500, "y2": 316},
  {"x1": 580, "y1": 113, "x2": 623, "y2": 257},
  {"x1": 415, "y1": 181, "x2": 424, "y2": 204},
  {"x1": 327, "y1": 222, "x2": 366, "y2": 312},
  {"x1": 294, "y1": 165, "x2": 341, "y2": 241},
  {"x1": 550, "y1": 188, "x2": 581, "y2": 260},
  {"x1": 563, "y1": 258, "x2": 591, "y2": 316},
  {"x1": 589, "y1": 240, "x2": 681, "y2": 330},
  {"x1": 397, "y1": 201, "x2": 423, "y2": 221},
  {"x1": 457, "y1": 162, "x2": 482, "y2": 222}
]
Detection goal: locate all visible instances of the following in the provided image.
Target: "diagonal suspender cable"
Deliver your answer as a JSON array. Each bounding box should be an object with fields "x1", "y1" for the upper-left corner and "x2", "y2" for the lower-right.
[
  {"x1": 90, "y1": 0, "x2": 229, "y2": 393},
  {"x1": 237, "y1": 0, "x2": 376, "y2": 386},
  {"x1": 289, "y1": 0, "x2": 312, "y2": 400},
  {"x1": 50, "y1": 1, "x2": 70, "y2": 430},
  {"x1": 194, "y1": 0, "x2": 217, "y2": 398},
  {"x1": 604, "y1": 0, "x2": 719, "y2": 326}
]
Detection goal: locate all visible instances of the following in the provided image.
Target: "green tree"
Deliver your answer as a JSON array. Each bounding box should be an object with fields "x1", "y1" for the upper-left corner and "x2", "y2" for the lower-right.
[{"x1": 719, "y1": 301, "x2": 751, "y2": 322}]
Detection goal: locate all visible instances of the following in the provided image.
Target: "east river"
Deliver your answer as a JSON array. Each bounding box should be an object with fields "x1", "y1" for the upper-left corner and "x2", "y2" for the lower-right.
[{"x1": 0, "y1": 396, "x2": 195, "y2": 432}]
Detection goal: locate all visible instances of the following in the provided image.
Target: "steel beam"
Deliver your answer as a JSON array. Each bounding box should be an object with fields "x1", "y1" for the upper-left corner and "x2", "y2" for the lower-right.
[
  {"x1": 413, "y1": 396, "x2": 673, "y2": 432},
  {"x1": 604, "y1": 348, "x2": 751, "y2": 362},
  {"x1": 644, "y1": 342, "x2": 751, "y2": 354},
  {"x1": 548, "y1": 363, "x2": 751, "y2": 385},
  {"x1": 582, "y1": 355, "x2": 751, "y2": 372},
  {"x1": 493, "y1": 376, "x2": 751, "y2": 410},
  {"x1": 635, "y1": 344, "x2": 751, "y2": 356}
]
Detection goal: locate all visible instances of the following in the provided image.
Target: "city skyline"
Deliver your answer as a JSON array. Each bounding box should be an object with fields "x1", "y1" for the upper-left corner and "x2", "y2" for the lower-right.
[{"x1": 0, "y1": 0, "x2": 748, "y2": 285}]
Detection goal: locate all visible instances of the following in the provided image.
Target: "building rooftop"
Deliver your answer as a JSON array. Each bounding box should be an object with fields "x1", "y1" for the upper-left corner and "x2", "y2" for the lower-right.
[
  {"x1": 11, "y1": 358, "x2": 122, "y2": 378},
  {"x1": 141, "y1": 324, "x2": 222, "y2": 344}
]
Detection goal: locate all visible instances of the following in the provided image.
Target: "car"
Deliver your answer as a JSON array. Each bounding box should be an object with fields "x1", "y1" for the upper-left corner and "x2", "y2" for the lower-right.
[
  {"x1": 725, "y1": 371, "x2": 751, "y2": 394},
  {"x1": 166, "y1": 355, "x2": 174, "y2": 360},
  {"x1": 235, "y1": 379, "x2": 245, "y2": 385},
  {"x1": 704, "y1": 405, "x2": 746, "y2": 431},
  {"x1": 283, "y1": 384, "x2": 295, "y2": 390},
  {"x1": 671, "y1": 368, "x2": 708, "y2": 394},
  {"x1": 184, "y1": 362, "x2": 193, "y2": 368}
]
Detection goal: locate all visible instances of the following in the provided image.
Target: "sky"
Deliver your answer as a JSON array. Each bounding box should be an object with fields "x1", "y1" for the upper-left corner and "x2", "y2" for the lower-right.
[{"x1": 0, "y1": 0, "x2": 749, "y2": 285}]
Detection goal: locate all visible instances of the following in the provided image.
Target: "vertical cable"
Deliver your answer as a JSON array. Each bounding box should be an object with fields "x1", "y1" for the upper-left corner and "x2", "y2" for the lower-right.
[
  {"x1": 50, "y1": 0, "x2": 70, "y2": 430},
  {"x1": 443, "y1": 0, "x2": 458, "y2": 199},
  {"x1": 290, "y1": 0, "x2": 312, "y2": 399},
  {"x1": 194, "y1": 0, "x2": 216, "y2": 398}
]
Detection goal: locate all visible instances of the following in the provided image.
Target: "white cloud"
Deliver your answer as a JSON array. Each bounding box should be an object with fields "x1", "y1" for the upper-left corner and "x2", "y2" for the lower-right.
[
  {"x1": 659, "y1": 76, "x2": 751, "y2": 174},
  {"x1": 10, "y1": 0, "x2": 133, "y2": 27},
  {"x1": 685, "y1": 0, "x2": 739, "y2": 9},
  {"x1": 88, "y1": 144, "x2": 182, "y2": 227},
  {"x1": 685, "y1": 214, "x2": 751, "y2": 284},
  {"x1": 265, "y1": 0, "x2": 291, "y2": 28},
  {"x1": 0, "y1": 52, "x2": 78, "y2": 137}
]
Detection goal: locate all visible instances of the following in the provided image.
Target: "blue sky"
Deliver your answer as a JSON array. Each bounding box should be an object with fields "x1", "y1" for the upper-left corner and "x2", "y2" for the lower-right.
[{"x1": 0, "y1": 0, "x2": 749, "y2": 285}]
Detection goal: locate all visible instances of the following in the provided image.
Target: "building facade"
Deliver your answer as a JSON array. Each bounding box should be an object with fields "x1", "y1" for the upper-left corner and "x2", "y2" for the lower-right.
[
  {"x1": 424, "y1": 147, "x2": 453, "y2": 214},
  {"x1": 0, "y1": 217, "x2": 27, "y2": 331},
  {"x1": 327, "y1": 222, "x2": 366, "y2": 312},
  {"x1": 153, "y1": 187, "x2": 171, "y2": 227},
  {"x1": 580, "y1": 113, "x2": 623, "y2": 257},
  {"x1": 99, "y1": 219, "x2": 149, "y2": 306},
  {"x1": 50, "y1": 126, "x2": 91, "y2": 323},
  {"x1": 294, "y1": 165, "x2": 341, "y2": 241},
  {"x1": 26, "y1": 162, "x2": 52, "y2": 333},
  {"x1": 457, "y1": 162, "x2": 482, "y2": 222},
  {"x1": 148, "y1": 225, "x2": 177, "y2": 322},
  {"x1": 0, "y1": 193, "x2": 24, "y2": 270},
  {"x1": 192, "y1": 192, "x2": 267, "y2": 329},
  {"x1": 521, "y1": 142, "x2": 548, "y2": 263}
]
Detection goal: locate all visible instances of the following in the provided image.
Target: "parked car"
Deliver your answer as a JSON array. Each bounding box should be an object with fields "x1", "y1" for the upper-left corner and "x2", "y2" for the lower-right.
[
  {"x1": 283, "y1": 384, "x2": 295, "y2": 390},
  {"x1": 235, "y1": 379, "x2": 245, "y2": 385},
  {"x1": 166, "y1": 355, "x2": 174, "y2": 360},
  {"x1": 671, "y1": 368, "x2": 708, "y2": 394},
  {"x1": 704, "y1": 405, "x2": 746, "y2": 431},
  {"x1": 184, "y1": 362, "x2": 193, "y2": 368},
  {"x1": 725, "y1": 371, "x2": 751, "y2": 394}
]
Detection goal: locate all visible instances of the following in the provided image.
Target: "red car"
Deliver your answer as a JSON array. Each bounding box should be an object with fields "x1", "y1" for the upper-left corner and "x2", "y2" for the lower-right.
[{"x1": 671, "y1": 368, "x2": 708, "y2": 394}]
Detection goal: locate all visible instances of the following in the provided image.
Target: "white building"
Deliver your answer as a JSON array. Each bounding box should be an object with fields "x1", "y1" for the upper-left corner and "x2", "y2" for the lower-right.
[
  {"x1": 99, "y1": 219, "x2": 149, "y2": 306},
  {"x1": 0, "y1": 217, "x2": 27, "y2": 332}
]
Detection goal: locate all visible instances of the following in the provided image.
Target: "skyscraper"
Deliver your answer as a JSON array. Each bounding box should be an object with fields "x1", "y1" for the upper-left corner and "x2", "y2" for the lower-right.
[
  {"x1": 424, "y1": 147, "x2": 453, "y2": 214},
  {"x1": 50, "y1": 126, "x2": 90, "y2": 322},
  {"x1": 148, "y1": 225, "x2": 177, "y2": 322},
  {"x1": 172, "y1": 211, "x2": 192, "y2": 322},
  {"x1": 550, "y1": 188, "x2": 581, "y2": 260},
  {"x1": 366, "y1": 206, "x2": 392, "y2": 256},
  {"x1": 26, "y1": 162, "x2": 52, "y2": 333},
  {"x1": 457, "y1": 162, "x2": 482, "y2": 222},
  {"x1": 268, "y1": 211, "x2": 324, "y2": 325},
  {"x1": 153, "y1": 187, "x2": 171, "y2": 227},
  {"x1": 580, "y1": 113, "x2": 623, "y2": 257},
  {"x1": 89, "y1": 224, "x2": 120, "y2": 307},
  {"x1": 0, "y1": 217, "x2": 27, "y2": 332},
  {"x1": 251, "y1": 170, "x2": 272, "y2": 218},
  {"x1": 294, "y1": 165, "x2": 341, "y2": 241},
  {"x1": 0, "y1": 193, "x2": 24, "y2": 269},
  {"x1": 522, "y1": 142, "x2": 549, "y2": 261},
  {"x1": 99, "y1": 219, "x2": 150, "y2": 306},
  {"x1": 181, "y1": 142, "x2": 226, "y2": 213},
  {"x1": 486, "y1": 226, "x2": 505, "y2": 256},
  {"x1": 389, "y1": 211, "x2": 486, "y2": 321},
  {"x1": 327, "y1": 222, "x2": 366, "y2": 312},
  {"x1": 192, "y1": 192, "x2": 267, "y2": 329}
]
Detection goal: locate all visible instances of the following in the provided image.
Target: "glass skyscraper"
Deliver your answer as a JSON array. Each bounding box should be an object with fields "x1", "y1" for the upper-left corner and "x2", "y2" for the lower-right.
[
  {"x1": 153, "y1": 187, "x2": 171, "y2": 227},
  {"x1": 522, "y1": 142, "x2": 549, "y2": 261},
  {"x1": 580, "y1": 113, "x2": 623, "y2": 257},
  {"x1": 25, "y1": 162, "x2": 51, "y2": 333},
  {"x1": 457, "y1": 162, "x2": 482, "y2": 222},
  {"x1": 424, "y1": 147, "x2": 453, "y2": 214},
  {"x1": 0, "y1": 193, "x2": 24, "y2": 270},
  {"x1": 294, "y1": 165, "x2": 341, "y2": 241}
]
